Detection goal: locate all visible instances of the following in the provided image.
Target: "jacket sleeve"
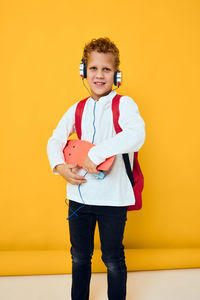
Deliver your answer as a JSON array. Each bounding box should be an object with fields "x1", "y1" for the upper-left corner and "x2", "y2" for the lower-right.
[
  {"x1": 88, "y1": 96, "x2": 146, "y2": 165},
  {"x1": 47, "y1": 102, "x2": 78, "y2": 175}
]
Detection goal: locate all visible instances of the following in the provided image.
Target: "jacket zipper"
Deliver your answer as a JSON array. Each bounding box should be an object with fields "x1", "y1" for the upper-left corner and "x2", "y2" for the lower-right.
[{"x1": 92, "y1": 101, "x2": 97, "y2": 144}]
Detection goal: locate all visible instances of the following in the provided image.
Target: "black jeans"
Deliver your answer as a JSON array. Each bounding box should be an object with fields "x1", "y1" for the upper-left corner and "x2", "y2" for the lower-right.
[{"x1": 67, "y1": 200, "x2": 128, "y2": 300}]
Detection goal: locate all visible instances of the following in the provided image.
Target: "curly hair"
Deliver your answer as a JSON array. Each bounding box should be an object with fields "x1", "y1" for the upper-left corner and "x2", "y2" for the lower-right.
[{"x1": 82, "y1": 37, "x2": 120, "y2": 71}]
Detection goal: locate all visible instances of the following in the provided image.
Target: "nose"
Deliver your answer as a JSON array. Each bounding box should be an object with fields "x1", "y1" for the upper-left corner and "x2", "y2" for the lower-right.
[{"x1": 96, "y1": 69, "x2": 104, "y2": 78}]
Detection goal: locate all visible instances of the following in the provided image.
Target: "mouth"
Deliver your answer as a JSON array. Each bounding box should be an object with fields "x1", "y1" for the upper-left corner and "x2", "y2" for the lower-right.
[{"x1": 94, "y1": 82, "x2": 106, "y2": 86}]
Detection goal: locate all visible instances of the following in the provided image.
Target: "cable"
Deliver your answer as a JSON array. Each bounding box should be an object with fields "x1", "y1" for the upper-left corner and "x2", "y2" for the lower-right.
[
  {"x1": 65, "y1": 170, "x2": 88, "y2": 220},
  {"x1": 82, "y1": 78, "x2": 93, "y2": 98}
]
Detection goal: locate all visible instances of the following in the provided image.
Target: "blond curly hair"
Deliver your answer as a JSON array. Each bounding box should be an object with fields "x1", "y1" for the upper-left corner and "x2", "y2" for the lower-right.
[{"x1": 82, "y1": 37, "x2": 120, "y2": 71}]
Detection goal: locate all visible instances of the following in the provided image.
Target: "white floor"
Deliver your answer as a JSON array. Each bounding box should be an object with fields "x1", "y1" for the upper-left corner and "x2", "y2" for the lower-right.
[{"x1": 0, "y1": 269, "x2": 200, "y2": 300}]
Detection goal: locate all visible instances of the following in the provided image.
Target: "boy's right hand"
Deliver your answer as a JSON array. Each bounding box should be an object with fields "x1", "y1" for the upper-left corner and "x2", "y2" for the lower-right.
[{"x1": 54, "y1": 163, "x2": 87, "y2": 185}]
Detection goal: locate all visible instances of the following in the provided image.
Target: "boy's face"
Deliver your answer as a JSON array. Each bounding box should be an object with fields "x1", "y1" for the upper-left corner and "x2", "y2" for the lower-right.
[{"x1": 86, "y1": 50, "x2": 115, "y2": 100}]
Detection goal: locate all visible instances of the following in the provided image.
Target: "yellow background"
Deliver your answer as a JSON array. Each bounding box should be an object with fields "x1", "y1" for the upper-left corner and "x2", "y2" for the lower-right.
[{"x1": 0, "y1": 0, "x2": 200, "y2": 276}]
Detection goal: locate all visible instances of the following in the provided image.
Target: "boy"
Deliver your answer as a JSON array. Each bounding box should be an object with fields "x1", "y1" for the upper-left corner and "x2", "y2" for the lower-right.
[{"x1": 47, "y1": 37, "x2": 145, "y2": 300}]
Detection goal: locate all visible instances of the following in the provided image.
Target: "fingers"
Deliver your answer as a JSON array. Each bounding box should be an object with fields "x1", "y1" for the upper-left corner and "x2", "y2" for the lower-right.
[
  {"x1": 83, "y1": 167, "x2": 99, "y2": 174},
  {"x1": 69, "y1": 178, "x2": 87, "y2": 185},
  {"x1": 65, "y1": 163, "x2": 99, "y2": 184},
  {"x1": 68, "y1": 172, "x2": 87, "y2": 185},
  {"x1": 68, "y1": 163, "x2": 98, "y2": 175},
  {"x1": 61, "y1": 164, "x2": 86, "y2": 185},
  {"x1": 68, "y1": 163, "x2": 82, "y2": 175},
  {"x1": 71, "y1": 166, "x2": 82, "y2": 174},
  {"x1": 67, "y1": 163, "x2": 78, "y2": 169},
  {"x1": 83, "y1": 156, "x2": 99, "y2": 174}
]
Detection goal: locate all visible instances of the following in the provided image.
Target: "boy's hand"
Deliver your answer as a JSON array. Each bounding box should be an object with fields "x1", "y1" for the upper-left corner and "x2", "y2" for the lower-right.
[
  {"x1": 54, "y1": 163, "x2": 87, "y2": 185},
  {"x1": 83, "y1": 155, "x2": 99, "y2": 174}
]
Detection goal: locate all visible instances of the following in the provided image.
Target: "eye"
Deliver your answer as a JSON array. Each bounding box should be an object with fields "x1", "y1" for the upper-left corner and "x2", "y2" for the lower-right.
[
  {"x1": 90, "y1": 67, "x2": 96, "y2": 70},
  {"x1": 104, "y1": 68, "x2": 111, "y2": 71}
]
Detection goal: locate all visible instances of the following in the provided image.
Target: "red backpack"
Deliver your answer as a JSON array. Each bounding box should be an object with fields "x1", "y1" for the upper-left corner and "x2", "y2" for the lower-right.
[{"x1": 75, "y1": 94, "x2": 144, "y2": 211}]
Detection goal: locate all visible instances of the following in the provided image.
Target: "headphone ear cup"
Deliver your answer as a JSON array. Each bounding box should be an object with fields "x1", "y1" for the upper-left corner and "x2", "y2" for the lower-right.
[
  {"x1": 80, "y1": 59, "x2": 87, "y2": 78},
  {"x1": 114, "y1": 71, "x2": 117, "y2": 86},
  {"x1": 84, "y1": 63, "x2": 87, "y2": 78},
  {"x1": 114, "y1": 71, "x2": 122, "y2": 86}
]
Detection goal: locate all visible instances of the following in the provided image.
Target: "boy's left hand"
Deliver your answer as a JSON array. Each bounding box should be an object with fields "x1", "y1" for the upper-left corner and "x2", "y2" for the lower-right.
[{"x1": 83, "y1": 155, "x2": 99, "y2": 174}]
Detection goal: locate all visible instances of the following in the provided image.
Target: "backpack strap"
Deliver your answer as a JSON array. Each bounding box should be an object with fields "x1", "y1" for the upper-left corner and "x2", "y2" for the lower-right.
[
  {"x1": 112, "y1": 94, "x2": 144, "y2": 210},
  {"x1": 112, "y1": 94, "x2": 135, "y2": 187},
  {"x1": 112, "y1": 94, "x2": 122, "y2": 133},
  {"x1": 75, "y1": 97, "x2": 90, "y2": 139}
]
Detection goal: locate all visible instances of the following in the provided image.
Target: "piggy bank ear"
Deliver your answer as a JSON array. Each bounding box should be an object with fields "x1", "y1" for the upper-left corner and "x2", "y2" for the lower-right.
[{"x1": 97, "y1": 155, "x2": 115, "y2": 171}]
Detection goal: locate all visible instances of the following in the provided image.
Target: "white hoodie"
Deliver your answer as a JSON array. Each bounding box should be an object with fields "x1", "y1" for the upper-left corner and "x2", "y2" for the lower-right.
[{"x1": 47, "y1": 90, "x2": 145, "y2": 207}]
